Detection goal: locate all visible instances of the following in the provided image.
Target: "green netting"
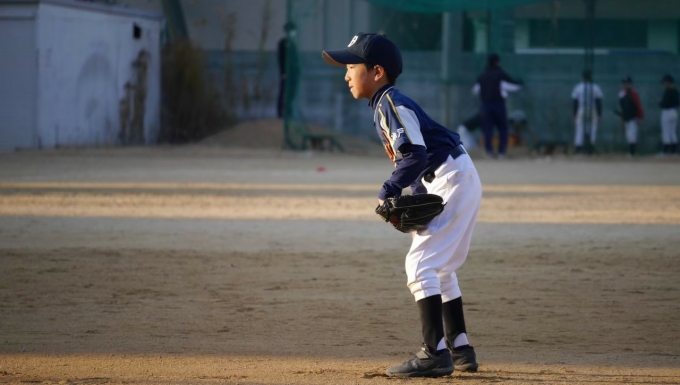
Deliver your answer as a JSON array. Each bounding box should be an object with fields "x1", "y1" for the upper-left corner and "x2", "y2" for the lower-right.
[
  {"x1": 281, "y1": 0, "x2": 306, "y2": 150},
  {"x1": 283, "y1": 0, "x2": 680, "y2": 155},
  {"x1": 362, "y1": 0, "x2": 553, "y2": 14}
]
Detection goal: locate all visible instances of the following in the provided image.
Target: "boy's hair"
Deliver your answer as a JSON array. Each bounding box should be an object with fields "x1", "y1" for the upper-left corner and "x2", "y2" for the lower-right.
[
  {"x1": 365, "y1": 62, "x2": 397, "y2": 85},
  {"x1": 487, "y1": 53, "x2": 500, "y2": 67},
  {"x1": 582, "y1": 70, "x2": 593, "y2": 82}
]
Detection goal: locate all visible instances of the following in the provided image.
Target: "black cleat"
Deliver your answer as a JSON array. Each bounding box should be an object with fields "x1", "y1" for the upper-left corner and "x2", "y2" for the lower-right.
[
  {"x1": 451, "y1": 345, "x2": 478, "y2": 372},
  {"x1": 385, "y1": 345, "x2": 454, "y2": 378}
]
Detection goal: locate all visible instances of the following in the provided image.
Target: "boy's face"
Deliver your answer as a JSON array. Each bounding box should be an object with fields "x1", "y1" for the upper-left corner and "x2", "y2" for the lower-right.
[{"x1": 345, "y1": 63, "x2": 379, "y2": 99}]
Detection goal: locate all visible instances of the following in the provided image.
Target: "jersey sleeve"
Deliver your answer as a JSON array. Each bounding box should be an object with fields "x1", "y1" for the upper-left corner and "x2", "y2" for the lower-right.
[
  {"x1": 594, "y1": 85, "x2": 604, "y2": 99},
  {"x1": 378, "y1": 143, "x2": 428, "y2": 200},
  {"x1": 659, "y1": 89, "x2": 669, "y2": 108},
  {"x1": 501, "y1": 80, "x2": 522, "y2": 93},
  {"x1": 379, "y1": 95, "x2": 426, "y2": 155},
  {"x1": 632, "y1": 90, "x2": 644, "y2": 119},
  {"x1": 571, "y1": 84, "x2": 580, "y2": 99},
  {"x1": 277, "y1": 39, "x2": 286, "y2": 74},
  {"x1": 500, "y1": 69, "x2": 522, "y2": 85}
]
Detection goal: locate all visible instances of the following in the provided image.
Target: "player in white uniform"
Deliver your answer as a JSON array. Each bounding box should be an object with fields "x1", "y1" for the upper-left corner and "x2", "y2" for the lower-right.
[{"x1": 571, "y1": 71, "x2": 604, "y2": 154}]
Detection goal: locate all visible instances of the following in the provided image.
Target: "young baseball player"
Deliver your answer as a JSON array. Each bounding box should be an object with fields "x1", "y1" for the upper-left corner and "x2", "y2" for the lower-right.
[
  {"x1": 572, "y1": 71, "x2": 604, "y2": 154},
  {"x1": 659, "y1": 74, "x2": 679, "y2": 155},
  {"x1": 618, "y1": 76, "x2": 644, "y2": 157},
  {"x1": 322, "y1": 33, "x2": 482, "y2": 377}
]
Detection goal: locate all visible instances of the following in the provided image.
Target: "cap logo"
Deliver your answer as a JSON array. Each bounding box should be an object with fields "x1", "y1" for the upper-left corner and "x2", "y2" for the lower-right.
[{"x1": 348, "y1": 35, "x2": 358, "y2": 47}]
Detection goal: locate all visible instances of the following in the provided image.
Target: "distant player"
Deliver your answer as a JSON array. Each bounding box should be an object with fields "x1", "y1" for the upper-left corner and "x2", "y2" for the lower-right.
[
  {"x1": 322, "y1": 33, "x2": 482, "y2": 377},
  {"x1": 472, "y1": 54, "x2": 522, "y2": 159},
  {"x1": 659, "y1": 74, "x2": 679, "y2": 155},
  {"x1": 572, "y1": 71, "x2": 603, "y2": 154},
  {"x1": 276, "y1": 22, "x2": 300, "y2": 119},
  {"x1": 618, "y1": 76, "x2": 644, "y2": 157}
]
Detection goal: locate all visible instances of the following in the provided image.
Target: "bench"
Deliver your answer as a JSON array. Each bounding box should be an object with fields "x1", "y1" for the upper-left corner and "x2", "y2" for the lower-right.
[{"x1": 301, "y1": 134, "x2": 345, "y2": 152}]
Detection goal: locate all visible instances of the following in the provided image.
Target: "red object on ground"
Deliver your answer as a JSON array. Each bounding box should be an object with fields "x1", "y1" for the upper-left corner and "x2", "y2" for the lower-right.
[{"x1": 316, "y1": 167, "x2": 326, "y2": 172}]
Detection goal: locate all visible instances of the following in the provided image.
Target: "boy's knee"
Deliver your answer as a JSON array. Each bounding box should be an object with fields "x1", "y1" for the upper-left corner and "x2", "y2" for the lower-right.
[
  {"x1": 408, "y1": 276, "x2": 441, "y2": 302},
  {"x1": 440, "y1": 284, "x2": 462, "y2": 303}
]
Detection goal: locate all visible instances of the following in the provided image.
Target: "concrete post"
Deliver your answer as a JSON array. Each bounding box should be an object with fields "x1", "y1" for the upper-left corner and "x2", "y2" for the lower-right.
[{"x1": 441, "y1": 12, "x2": 463, "y2": 129}]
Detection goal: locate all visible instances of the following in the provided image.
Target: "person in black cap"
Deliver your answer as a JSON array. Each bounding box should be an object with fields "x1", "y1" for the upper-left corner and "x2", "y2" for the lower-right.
[
  {"x1": 659, "y1": 74, "x2": 679, "y2": 155},
  {"x1": 571, "y1": 70, "x2": 603, "y2": 154},
  {"x1": 277, "y1": 22, "x2": 300, "y2": 119},
  {"x1": 617, "y1": 76, "x2": 644, "y2": 157},
  {"x1": 322, "y1": 33, "x2": 482, "y2": 377},
  {"x1": 472, "y1": 53, "x2": 522, "y2": 159}
]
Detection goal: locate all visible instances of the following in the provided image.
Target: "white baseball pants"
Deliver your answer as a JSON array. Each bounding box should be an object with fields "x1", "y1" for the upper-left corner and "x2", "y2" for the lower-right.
[
  {"x1": 574, "y1": 108, "x2": 599, "y2": 146},
  {"x1": 405, "y1": 151, "x2": 482, "y2": 302},
  {"x1": 661, "y1": 109, "x2": 678, "y2": 144},
  {"x1": 624, "y1": 120, "x2": 638, "y2": 144}
]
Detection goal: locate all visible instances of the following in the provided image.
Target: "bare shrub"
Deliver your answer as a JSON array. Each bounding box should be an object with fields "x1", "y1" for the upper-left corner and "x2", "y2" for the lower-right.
[{"x1": 160, "y1": 39, "x2": 230, "y2": 143}]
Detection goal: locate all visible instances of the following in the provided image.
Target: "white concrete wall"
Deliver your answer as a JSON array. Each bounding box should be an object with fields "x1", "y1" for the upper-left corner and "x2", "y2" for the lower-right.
[
  {"x1": 0, "y1": 4, "x2": 38, "y2": 150},
  {"x1": 35, "y1": 1, "x2": 161, "y2": 147},
  {"x1": 183, "y1": 0, "x2": 286, "y2": 51},
  {"x1": 122, "y1": 0, "x2": 371, "y2": 52}
]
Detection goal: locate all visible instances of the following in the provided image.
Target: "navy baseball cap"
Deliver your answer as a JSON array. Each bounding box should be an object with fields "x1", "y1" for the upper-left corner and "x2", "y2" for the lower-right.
[
  {"x1": 662, "y1": 74, "x2": 675, "y2": 83},
  {"x1": 621, "y1": 75, "x2": 633, "y2": 83},
  {"x1": 322, "y1": 33, "x2": 402, "y2": 78}
]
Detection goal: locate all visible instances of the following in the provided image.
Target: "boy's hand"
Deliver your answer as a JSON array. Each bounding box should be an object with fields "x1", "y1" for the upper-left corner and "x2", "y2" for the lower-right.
[{"x1": 378, "y1": 199, "x2": 384, "y2": 206}]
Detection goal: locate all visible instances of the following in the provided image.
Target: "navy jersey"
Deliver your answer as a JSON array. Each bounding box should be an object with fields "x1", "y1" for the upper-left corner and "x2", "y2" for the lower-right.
[
  {"x1": 660, "y1": 87, "x2": 680, "y2": 109},
  {"x1": 475, "y1": 66, "x2": 521, "y2": 104},
  {"x1": 369, "y1": 85, "x2": 462, "y2": 199}
]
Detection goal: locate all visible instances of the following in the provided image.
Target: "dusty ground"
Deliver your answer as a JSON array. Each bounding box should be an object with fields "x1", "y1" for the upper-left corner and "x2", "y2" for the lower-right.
[{"x1": 1, "y1": 146, "x2": 680, "y2": 385}]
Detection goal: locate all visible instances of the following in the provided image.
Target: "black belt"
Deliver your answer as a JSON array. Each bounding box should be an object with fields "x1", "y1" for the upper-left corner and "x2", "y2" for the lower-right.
[
  {"x1": 423, "y1": 145, "x2": 466, "y2": 183},
  {"x1": 451, "y1": 144, "x2": 467, "y2": 159}
]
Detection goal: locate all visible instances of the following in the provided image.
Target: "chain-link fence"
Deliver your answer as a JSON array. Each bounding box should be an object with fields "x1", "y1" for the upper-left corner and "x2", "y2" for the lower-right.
[{"x1": 280, "y1": 0, "x2": 680, "y2": 155}]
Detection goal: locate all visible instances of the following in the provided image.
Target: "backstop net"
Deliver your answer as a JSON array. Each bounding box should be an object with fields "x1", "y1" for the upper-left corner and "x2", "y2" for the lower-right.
[{"x1": 283, "y1": 0, "x2": 680, "y2": 155}]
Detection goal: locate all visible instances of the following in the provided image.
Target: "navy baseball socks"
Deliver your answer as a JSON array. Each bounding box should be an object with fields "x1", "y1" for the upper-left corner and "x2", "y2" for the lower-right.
[
  {"x1": 443, "y1": 297, "x2": 479, "y2": 372},
  {"x1": 660, "y1": 144, "x2": 677, "y2": 155},
  {"x1": 386, "y1": 295, "x2": 453, "y2": 377},
  {"x1": 385, "y1": 295, "x2": 479, "y2": 377}
]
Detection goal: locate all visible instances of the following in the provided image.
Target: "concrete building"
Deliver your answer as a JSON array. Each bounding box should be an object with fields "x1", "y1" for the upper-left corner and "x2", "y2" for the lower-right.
[{"x1": 0, "y1": 0, "x2": 162, "y2": 150}]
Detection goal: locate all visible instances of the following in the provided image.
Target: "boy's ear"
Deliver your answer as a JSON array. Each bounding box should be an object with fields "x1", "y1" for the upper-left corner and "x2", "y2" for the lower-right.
[{"x1": 374, "y1": 65, "x2": 386, "y2": 81}]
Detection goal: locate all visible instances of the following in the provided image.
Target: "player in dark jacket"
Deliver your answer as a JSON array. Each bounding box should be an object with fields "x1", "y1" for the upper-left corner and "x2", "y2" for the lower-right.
[
  {"x1": 618, "y1": 76, "x2": 644, "y2": 157},
  {"x1": 472, "y1": 54, "x2": 522, "y2": 159},
  {"x1": 277, "y1": 22, "x2": 299, "y2": 119}
]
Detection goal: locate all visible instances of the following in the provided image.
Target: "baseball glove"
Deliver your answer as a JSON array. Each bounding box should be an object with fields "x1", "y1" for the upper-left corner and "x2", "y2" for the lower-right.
[{"x1": 375, "y1": 194, "x2": 445, "y2": 233}]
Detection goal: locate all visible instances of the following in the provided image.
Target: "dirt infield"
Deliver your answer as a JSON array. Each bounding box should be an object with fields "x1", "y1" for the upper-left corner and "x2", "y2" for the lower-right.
[{"x1": 1, "y1": 147, "x2": 680, "y2": 385}]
